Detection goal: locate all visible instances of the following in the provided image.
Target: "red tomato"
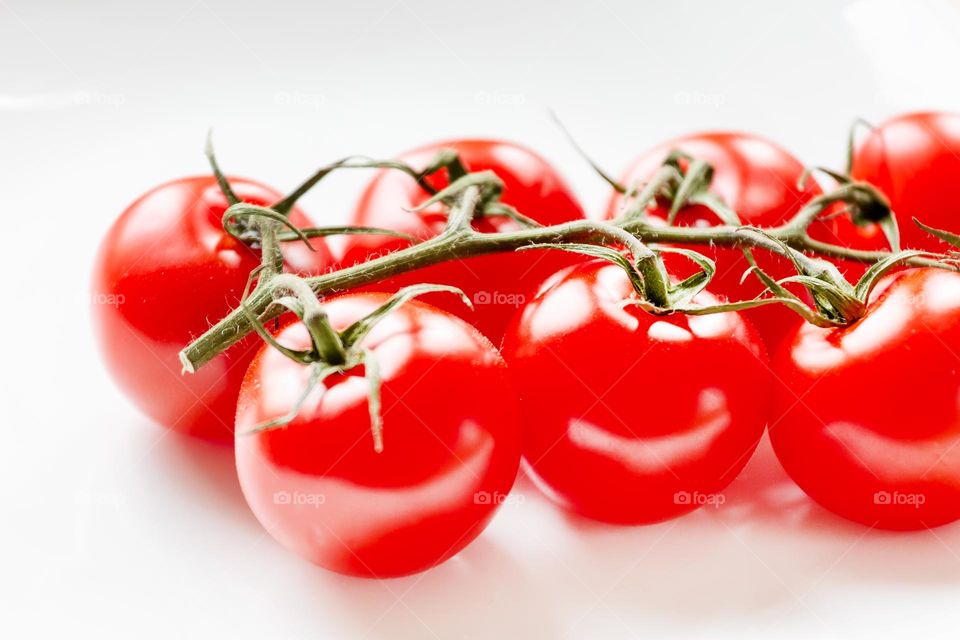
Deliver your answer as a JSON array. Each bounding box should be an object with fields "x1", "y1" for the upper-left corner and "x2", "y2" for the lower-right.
[
  {"x1": 604, "y1": 132, "x2": 878, "y2": 352},
  {"x1": 851, "y1": 111, "x2": 960, "y2": 251},
  {"x1": 235, "y1": 294, "x2": 521, "y2": 577},
  {"x1": 92, "y1": 176, "x2": 333, "y2": 442},
  {"x1": 770, "y1": 268, "x2": 960, "y2": 530},
  {"x1": 501, "y1": 260, "x2": 771, "y2": 524},
  {"x1": 340, "y1": 139, "x2": 585, "y2": 344}
]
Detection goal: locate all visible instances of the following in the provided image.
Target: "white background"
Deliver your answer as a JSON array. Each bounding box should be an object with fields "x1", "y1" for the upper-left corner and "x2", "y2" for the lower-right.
[{"x1": 3, "y1": 0, "x2": 960, "y2": 638}]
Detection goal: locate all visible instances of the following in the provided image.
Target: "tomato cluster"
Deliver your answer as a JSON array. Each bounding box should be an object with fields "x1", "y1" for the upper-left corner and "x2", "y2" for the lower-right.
[{"x1": 93, "y1": 112, "x2": 960, "y2": 578}]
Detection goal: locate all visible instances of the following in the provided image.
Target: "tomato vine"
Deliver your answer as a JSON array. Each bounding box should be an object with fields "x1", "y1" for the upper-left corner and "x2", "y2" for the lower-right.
[{"x1": 178, "y1": 140, "x2": 955, "y2": 375}]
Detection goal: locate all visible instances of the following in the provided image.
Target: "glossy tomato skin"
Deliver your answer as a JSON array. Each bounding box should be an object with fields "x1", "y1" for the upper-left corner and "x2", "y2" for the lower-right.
[
  {"x1": 92, "y1": 176, "x2": 333, "y2": 443},
  {"x1": 770, "y1": 268, "x2": 960, "y2": 530},
  {"x1": 236, "y1": 294, "x2": 522, "y2": 577},
  {"x1": 340, "y1": 139, "x2": 586, "y2": 345},
  {"x1": 501, "y1": 260, "x2": 771, "y2": 524},
  {"x1": 851, "y1": 112, "x2": 960, "y2": 251},
  {"x1": 605, "y1": 132, "x2": 879, "y2": 352}
]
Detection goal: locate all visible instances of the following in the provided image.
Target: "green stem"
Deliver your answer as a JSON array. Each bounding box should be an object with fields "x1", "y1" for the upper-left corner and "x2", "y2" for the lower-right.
[
  {"x1": 179, "y1": 193, "x2": 948, "y2": 374},
  {"x1": 270, "y1": 274, "x2": 346, "y2": 365},
  {"x1": 258, "y1": 218, "x2": 283, "y2": 277},
  {"x1": 779, "y1": 184, "x2": 860, "y2": 237},
  {"x1": 620, "y1": 164, "x2": 682, "y2": 220}
]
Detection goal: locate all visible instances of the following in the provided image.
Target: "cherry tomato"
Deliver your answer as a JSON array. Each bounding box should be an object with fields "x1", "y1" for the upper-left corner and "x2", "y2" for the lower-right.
[
  {"x1": 235, "y1": 294, "x2": 521, "y2": 577},
  {"x1": 770, "y1": 268, "x2": 960, "y2": 530},
  {"x1": 340, "y1": 139, "x2": 585, "y2": 344},
  {"x1": 92, "y1": 176, "x2": 333, "y2": 442},
  {"x1": 501, "y1": 260, "x2": 771, "y2": 524},
  {"x1": 851, "y1": 111, "x2": 960, "y2": 251},
  {"x1": 604, "y1": 132, "x2": 877, "y2": 352}
]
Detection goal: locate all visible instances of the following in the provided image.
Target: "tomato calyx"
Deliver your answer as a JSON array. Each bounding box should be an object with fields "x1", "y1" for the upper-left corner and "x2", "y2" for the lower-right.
[
  {"x1": 222, "y1": 203, "x2": 317, "y2": 251},
  {"x1": 210, "y1": 133, "x2": 543, "y2": 250},
  {"x1": 609, "y1": 152, "x2": 938, "y2": 325},
  {"x1": 796, "y1": 166, "x2": 899, "y2": 252},
  {"x1": 206, "y1": 134, "x2": 464, "y2": 250},
  {"x1": 587, "y1": 151, "x2": 947, "y2": 326},
  {"x1": 406, "y1": 168, "x2": 543, "y2": 230},
  {"x1": 661, "y1": 151, "x2": 716, "y2": 224},
  {"x1": 239, "y1": 273, "x2": 472, "y2": 453},
  {"x1": 748, "y1": 238, "x2": 944, "y2": 325},
  {"x1": 551, "y1": 117, "x2": 721, "y2": 225},
  {"x1": 609, "y1": 151, "x2": 716, "y2": 224},
  {"x1": 600, "y1": 153, "x2": 899, "y2": 323}
]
